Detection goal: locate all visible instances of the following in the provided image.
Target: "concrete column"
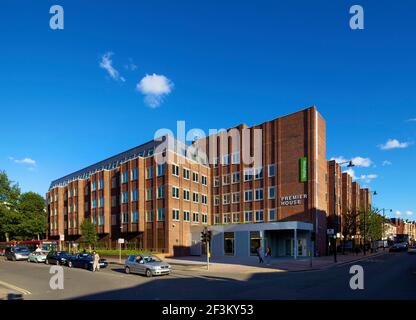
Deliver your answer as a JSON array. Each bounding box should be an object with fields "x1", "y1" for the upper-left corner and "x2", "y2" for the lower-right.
[{"x1": 294, "y1": 229, "x2": 298, "y2": 260}]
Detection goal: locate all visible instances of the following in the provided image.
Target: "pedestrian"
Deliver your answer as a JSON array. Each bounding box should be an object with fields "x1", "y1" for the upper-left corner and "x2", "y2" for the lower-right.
[
  {"x1": 256, "y1": 246, "x2": 264, "y2": 264},
  {"x1": 265, "y1": 246, "x2": 272, "y2": 265},
  {"x1": 35, "y1": 245, "x2": 42, "y2": 253},
  {"x1": 92, "y1": 251, "x2": 100, "y2": 272}
]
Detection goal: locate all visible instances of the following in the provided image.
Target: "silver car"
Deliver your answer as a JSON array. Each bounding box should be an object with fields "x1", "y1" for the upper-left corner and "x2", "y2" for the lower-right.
[{"x1": 124, "y1": 254, "x2": 171, "y2": 277}]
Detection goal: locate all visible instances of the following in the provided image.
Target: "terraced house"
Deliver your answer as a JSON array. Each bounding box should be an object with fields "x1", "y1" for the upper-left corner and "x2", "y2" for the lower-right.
[{"x1": 47, "y1": 106, "x2": 372, "y2": 258}]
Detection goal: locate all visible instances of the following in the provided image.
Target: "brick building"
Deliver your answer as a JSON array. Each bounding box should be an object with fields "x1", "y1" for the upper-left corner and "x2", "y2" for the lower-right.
[{"x1": 47, "y1": 106, "x2": 374, "y2": 258}]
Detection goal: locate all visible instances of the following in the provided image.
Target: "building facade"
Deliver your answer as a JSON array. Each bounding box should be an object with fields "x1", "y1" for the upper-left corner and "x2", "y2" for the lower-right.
[{"x1": 47, "y1": 106, "x2": 377, "y2": 258}]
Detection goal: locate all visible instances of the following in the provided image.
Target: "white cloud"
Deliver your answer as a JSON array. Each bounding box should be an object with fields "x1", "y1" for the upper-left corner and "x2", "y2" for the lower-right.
[
  {"x1": 359, "y1": 174, "x2": 378, "y2": 183},
  {"x1": 396, "y1": 211, "x2": 401, "y2": 216},
  {"x1": 124, "y1": 59, "x2": 138, "y2": 71},
  {"x1": 406, "y1": 118, "x2": 416, "y2": 122},
  {"x1": 331, "y1": 156, "x2": 372, "y2": 167},
  {"x1": 9, "y1": 157, "x2": 36, "y2": 166},
  {"x1": 382, "y1": 160, "x2": 392, "y2": 166},
  {"x1": 99, "y1": 52, "x2": 125, "y2": 82},
  {"x1": 379, "y1": 139, "x2": 412, "y2": 150},
  {"x1": 136, "y1": 73, "x2": 174, "y2": 108},
  {"x1": 351, "y1": 157, "x2": 372, "y2": 168},
  {"x1": 406, "y1": 210, "x2": 413, "y2": 216}
]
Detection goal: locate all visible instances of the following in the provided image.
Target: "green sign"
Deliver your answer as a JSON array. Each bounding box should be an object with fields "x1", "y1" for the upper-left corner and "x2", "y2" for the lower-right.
[{"x1": 299, "y1": 157, "x2": 308, "y2": 182}]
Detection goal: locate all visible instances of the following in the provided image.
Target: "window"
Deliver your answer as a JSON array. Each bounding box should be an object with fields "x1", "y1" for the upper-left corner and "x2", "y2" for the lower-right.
[
  {"x1": 255, "y1": 210, "x2": 264, "y2": 222},
  {"x1": 214, "y1": 177, "x2": 220, "y2": 187},
  {"x1": 192, "y1": 172, "x2": 199, "y2": 183},
  {"x1": 232, "y1": 172, "x2": 240, "y2": 184},
  {"x1": 172, "y1": 209, "x2": 180, "y2": 221},
  {"x1": 223, "y1": 194, "x2": 231, "y2": 205},
  {"x1": 223, "y1": 174, "x2": 230, "y2": 185},
  {"x1": 214, "y1": 195, "x2": 220, "y2": 206},
  {"x1": 157, "y1": 185, "x2": 165, "y2": 199},
  {"x1": 92, "y1": 215, "x2": 97, "y2": 225},
  {"x1": 244, "y1": 168, "x2": 253, "y2": 181},
  {"x1": 268, "y1": 186, "x2": 275, "y2": 199},
  {"x1": 223, "y1": 213, "x2": 231, "y2": 224},
  {"x1": 146, "y1": 188, "x2": 153, "y2": 201},
  {"x1": 183, "y1": 189, "x2": 190, "y2": 201},
  {"x1": 232, "y1": 152, "x2": 240, "y2": 164},
  {"x1": 244, "y1": 211, "x2": 253, "y2": 222},
  {"x1": 183, "y1": 211, "x2": 190, "y2": 222},
  {"x1": 111, "y1": 177, "x2": 116, "y2": 189},
  {"x1": 244, "y1": 190, "x2": 253, "y2": 202},
  {"x1": 183, "y1": 168, "x2": 190, "y2": 180},
  {"x1": 146, "y1": 210, "x2": 153, "y2": 222},
  {"x1": 192, "y1": 212, "x2": 199, "y2": 223},
  {"x1": 222, "y1": 154, "x2": 230, "y2": 166},
  {"x1": 268, "y1": 164, "x2": 276, "y2": 177},
  {"x1": 255, "y1": 188, "x2": 263, "y2": 201},
  {"x1": 172, "y1": 164, "x2": 179, "y2": 177},
  {"x1": 157, "y1": 164, "x2": 165, "y2": 176},
  {"x1": 131, "y1": 189, "x2": 138, "y2": 202},
  {"x1": 92, "y1": 199, "x2": 97, "y2": 209},
  {"x1": 111, "y1": 196, "x2": 116, "y2": 207},
  {"x1": 193, "y1": 192, "x2": 199, "y2": 203},
  {"x1": 131, "y1": 168, "x2": 138, "y2": 180},
  {"x1": 122, "y1": 191, "x2": 128, "y2": 203},
  {"x1": 98, "y1": 214, "x2": 104, "y2": 226},
  {"x1": 268, "y1": 209, "x2": 276, "y2": 221},
  {"x1": 99, "y1": 196, "x2": 104, "y2": 208},
  {"x1": 232, "y1": 192, "x2": 240, "y2": 203},
  {"x1": 201, "y1": 194, "x2": 207, "y2": 205},
  {"x1": 157, "y1": 208, "x2": 165, "y2": 221},
  {"x1": 146, "y1": 167, "x2": 153, "y2": 179},
  {"x1": 91, "y1": 181, "x2": 97, "y2": 191},
  {"x1": 202, "y1": 213, "x2": 208, "y2": 224},
  {"x1": 202, "y1": 175, "x2": 207, "y2": 186},
  {"x1": 214, "y1": 214, "x2": 220, "y2": 224},
  {"x1": 111, "y1": 214, "x2": 117, "y2": 226},
  {"x1": 254, "y1": 167, "x2": 263, "y2": 180},
  {"x1": 172, "y1": 186, "x2": 180, "y2": 199},
  {"x1": 224, "y1": 232, "x2": 234, "y2": 255},
  {"x1": 122, "y1": 212, "x2": 129, "y2": 224},
  {"x1": 121, "y1": 170, "x2": 128, "y2": 183},
  {"x1": 213, "y1": 157, "x2": 219, "y2": 168},
  {"x1": 99, "y1": 178, "x2": 104, "y2": 190},
  {"x1": 250, "y1": 231, "x2": 262, "y2": 255},
  {"x1": 232, "y1": 212, "x2": 240, "y2": 223}
]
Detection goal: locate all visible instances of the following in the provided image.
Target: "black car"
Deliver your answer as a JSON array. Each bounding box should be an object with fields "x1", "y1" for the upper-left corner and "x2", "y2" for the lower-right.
[
  {"x1": 45, "y1": 251, "x2": 72, "y2": 265},
  {"x1": 67, "y1": 253, "x2": 108, "y2": 271},
  {"x1": 4, "y1": 246, "x2": 31, "y2": 261}
]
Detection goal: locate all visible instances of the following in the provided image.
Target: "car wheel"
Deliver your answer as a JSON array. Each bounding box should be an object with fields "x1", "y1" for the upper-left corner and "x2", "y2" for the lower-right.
[
  {"x1": 145, "y1": 269, "x2": 152, "y2": 278},
  {"x1": 12, "y1": 256, "x2": 16, "y2": 261},
  {"x1": 125, "y1": 266, "x2": 130, "y2": 274},
  {"x1": 68, "y1": 261, "x2": 73, "y2": 268}
]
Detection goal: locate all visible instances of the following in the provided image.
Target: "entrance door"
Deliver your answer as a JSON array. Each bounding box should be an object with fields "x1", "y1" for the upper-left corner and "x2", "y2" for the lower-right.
[{"x1": 285, "y1": 239, "x2": 292, "y2": 256}]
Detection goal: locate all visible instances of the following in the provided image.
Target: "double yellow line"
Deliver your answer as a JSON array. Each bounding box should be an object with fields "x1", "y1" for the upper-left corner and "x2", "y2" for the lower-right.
[{"x1": 0, "y1": 280, "x2": 31, "y2": 296}]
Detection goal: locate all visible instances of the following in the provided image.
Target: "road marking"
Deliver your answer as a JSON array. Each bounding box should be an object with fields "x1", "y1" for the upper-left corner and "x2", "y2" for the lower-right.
[{"x1": 0, "y1": 280, "x2": 31, "y2": 295}]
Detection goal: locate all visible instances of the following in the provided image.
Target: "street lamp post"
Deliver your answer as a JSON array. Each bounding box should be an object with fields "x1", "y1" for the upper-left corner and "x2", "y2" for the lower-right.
[{"x1": 372, "y1": 191, "x2": 392, "y2": 251}]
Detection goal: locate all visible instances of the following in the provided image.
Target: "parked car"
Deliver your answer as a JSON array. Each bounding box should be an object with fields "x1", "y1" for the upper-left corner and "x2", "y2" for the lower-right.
[
  {"x1": 67, "y1": 253, "x2": 108, "y2": 270},
  {"x1": 389, "y1": 242, "x2": 408, "y2": 252},
  {"x1": 45, "y1": 251, "x2": 72, "y2": 265},
  {"x1": 4, "y1": 246, "x2": 31, "y2": 261},
  {"x1": 408, "y1": 246, "x2": 416, "y2": 254},
  {"x1": 27, "y1": 251, "x2": 47, "y2": 263},
  {"x1": 124, "y1": 254, "x2": 171, "y2": 277}
]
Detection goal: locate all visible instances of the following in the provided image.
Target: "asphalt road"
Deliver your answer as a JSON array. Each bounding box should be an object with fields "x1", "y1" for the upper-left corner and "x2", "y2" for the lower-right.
[{"x1": 0, "y1": 252, "x2": 415, "y2": 300}]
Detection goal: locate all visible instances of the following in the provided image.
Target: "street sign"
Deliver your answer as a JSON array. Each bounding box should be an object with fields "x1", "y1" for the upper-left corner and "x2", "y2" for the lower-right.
[
  {"x1": 118, "y1": 238, "x2": 125, "y2": 244},
  {"x1": 327, "y1": 229, "x2": 335, "y2": 236}
]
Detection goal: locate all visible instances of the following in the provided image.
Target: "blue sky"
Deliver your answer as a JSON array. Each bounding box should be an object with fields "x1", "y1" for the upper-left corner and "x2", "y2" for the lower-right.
[{"x1": 0, "y1": 0, "x2": 415, "y2": 220}]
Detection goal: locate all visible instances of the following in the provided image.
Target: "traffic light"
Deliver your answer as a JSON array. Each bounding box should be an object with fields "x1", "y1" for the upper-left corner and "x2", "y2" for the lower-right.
[
  {"x1": 206, "y1": 230, "x2": 212, "y2": 242},
  {"x1": 201, "y1": 231, "x2": 207, "y2": 242}
]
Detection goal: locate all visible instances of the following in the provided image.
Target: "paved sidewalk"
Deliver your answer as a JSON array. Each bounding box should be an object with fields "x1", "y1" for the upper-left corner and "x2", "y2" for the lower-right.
[{"x1": 104, "y1": 250, "x2": 388, "y2": 274}]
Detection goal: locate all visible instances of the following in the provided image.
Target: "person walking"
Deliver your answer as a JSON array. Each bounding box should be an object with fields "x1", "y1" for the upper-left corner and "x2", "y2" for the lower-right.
[
  {"x1": 257, "y1": 246, "x2": 264, "y2": 264},
  {"x1": 92, "y1": 251, "x2": 100, "y2": 272},
  {"x1": 265, "y1": 246, "x2": 272, "y2": 265}
]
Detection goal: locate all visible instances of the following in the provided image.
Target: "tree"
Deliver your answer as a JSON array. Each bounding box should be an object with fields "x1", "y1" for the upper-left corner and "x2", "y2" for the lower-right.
[
  {"x1": 17, "y1": 192, "x2": 47, "y2": 240},
  {"x1": 80, "y1": 219, "x2": 98, "y2": 251},
  {"x1": 358, "y1": 206, "x2": 384, "y2": 245},
  {"x1": 0, "y1": 170, "x2": 21, "y2": 242},
  {"x1": 342, "y1": 208, "x2": 360, "y2": 240}
]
